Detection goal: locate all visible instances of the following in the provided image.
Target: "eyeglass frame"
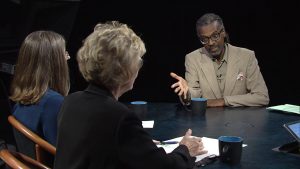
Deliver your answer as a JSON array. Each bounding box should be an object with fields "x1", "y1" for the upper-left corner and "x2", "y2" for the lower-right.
[{"x1": 198, "y1": 28, "x2": 225, "y2": 45}]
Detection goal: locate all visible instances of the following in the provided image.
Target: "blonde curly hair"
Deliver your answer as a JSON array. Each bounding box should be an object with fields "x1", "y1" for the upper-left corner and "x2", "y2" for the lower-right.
[{"x1": 77, "y1": 21, "x2": 146, "y2": 90}]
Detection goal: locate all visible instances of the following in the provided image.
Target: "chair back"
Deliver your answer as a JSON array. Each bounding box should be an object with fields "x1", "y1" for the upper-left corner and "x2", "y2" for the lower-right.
[
  {"x1": 12, "y1": 127, "x2": 37, "y2": 159},
  {"x1": 8, "y1": 115, "x2": 56, "y2": 167},
  {"x1": 0, "y1": 149, "x2": 51, "y2": 169}
]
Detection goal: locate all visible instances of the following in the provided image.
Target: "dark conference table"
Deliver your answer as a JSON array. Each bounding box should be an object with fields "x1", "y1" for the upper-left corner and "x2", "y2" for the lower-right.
[{"x1": 142, "y1": 102, "x2": 300, "y2": 169}]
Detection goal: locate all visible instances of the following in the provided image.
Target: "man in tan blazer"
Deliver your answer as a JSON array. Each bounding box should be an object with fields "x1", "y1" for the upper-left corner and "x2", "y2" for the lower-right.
[{"x1": 171, "y1": 13, "x2": 269, "y2": 107}]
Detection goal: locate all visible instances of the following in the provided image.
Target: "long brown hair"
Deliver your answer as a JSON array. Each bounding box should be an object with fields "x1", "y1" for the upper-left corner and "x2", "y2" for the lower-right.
[{"x1": 10, "y1": 31, "x2": 70, "y2": 105}]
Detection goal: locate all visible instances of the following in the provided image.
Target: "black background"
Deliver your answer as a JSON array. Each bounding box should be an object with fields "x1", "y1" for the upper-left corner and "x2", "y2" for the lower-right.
[{"x1": 68, "y1": 0, "x2": 299, "y2": 105}]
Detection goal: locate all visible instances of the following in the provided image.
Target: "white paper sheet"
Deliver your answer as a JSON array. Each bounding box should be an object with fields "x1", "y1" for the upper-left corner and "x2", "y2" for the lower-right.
[
  {"x1": 142, "y1": 120, "x2": 154, "y2": 128},
  {"x1": 157, "y1": 136, "x2": 247, "y2": 162}
]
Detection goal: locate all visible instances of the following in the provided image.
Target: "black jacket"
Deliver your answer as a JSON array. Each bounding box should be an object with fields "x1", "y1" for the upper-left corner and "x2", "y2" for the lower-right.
[{"x1": 54, "y1": 84, "x2": 195, "y2": 169}]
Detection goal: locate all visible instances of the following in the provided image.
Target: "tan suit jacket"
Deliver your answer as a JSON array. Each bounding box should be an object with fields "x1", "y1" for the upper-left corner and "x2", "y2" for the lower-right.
[{"x1": 185, "y1": 44, "x2": 269, "y2": 106}]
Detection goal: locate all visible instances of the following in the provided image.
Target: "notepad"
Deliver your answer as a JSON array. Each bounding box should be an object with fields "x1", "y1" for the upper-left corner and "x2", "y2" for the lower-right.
[
  {"x1": 157, "y1": 136, "x2": 247, "y2": 162},
  {"x1": 267, "y1": 104, "x2": 300, "y2": 114}
]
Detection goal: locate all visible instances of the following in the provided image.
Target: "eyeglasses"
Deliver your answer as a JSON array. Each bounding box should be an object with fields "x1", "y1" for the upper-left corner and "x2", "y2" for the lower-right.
[{"x1": 199, "y1": 28, "x2": 224, "y2": 45}]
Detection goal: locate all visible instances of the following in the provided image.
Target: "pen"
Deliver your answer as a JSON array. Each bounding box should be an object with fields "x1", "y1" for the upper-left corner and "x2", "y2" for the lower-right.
[{"x1": 160, "y1": 141, "x2": 179, "y2": 145}]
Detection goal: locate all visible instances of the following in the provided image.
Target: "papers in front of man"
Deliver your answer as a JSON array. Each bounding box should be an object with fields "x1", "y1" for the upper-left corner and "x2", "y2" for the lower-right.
[
  {"x1": 157, "y1": 137, "x2": 218, "y2": 162},
  {"x1": 157, "y1": 136, "x2": 248, "y2": 162},
  {"x1": 267, "y1": 104, "x2": 300, "y2": 115}
]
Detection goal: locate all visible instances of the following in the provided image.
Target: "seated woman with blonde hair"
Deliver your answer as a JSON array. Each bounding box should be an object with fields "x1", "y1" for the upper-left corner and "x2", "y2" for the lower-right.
[{"x1": 54, "y1": 21, "x2": 207, "y2": 169}]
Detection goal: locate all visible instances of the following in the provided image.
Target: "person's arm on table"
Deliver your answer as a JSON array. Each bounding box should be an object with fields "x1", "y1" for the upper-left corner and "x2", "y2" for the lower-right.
[
  {"x1": 207, "y1": 98, "x2": 225, "y2": 107},
  {"x1": 224, "y1": 52, "x2": 269, "y2": 107},
  {"x1": 118, "y1": 113, "x2": 207, "y2": 169}
]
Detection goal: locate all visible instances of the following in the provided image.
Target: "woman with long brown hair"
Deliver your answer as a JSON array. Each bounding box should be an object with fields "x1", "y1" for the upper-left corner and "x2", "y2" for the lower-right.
[{"x1": 10, "y1": 30, "x2": 70, "y2": 145}]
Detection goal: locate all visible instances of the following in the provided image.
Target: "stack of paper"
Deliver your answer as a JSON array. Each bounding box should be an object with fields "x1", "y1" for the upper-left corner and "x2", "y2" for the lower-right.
[
  {"x1": 157, "y1": 136, "x2": 247, "y2": 162},
  {"x1": 267, "y1": 104, "x2": 300, "y2": 114},
  {"x1": 157, "y1": 137, "x2": 219, "y2": 162}
]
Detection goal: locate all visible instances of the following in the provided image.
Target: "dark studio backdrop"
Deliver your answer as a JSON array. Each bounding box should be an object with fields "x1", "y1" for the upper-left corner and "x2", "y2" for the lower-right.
[{"x1": 66, "y1": 0, "x2": 300, "y2": 106}]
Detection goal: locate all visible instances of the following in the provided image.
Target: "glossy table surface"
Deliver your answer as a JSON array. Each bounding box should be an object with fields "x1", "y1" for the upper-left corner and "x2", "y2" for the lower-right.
[{"x1": 141, "y1": 103, "x2": 300, "y2": 169}]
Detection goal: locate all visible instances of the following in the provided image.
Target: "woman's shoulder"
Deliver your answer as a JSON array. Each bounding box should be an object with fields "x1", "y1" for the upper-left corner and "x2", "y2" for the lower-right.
[
  {"x1": 41, "y1": 89, "x2": 64, "y2": 106},
  {"x1": 46, "y1": 89, "x2": 63, "y2": 97}
]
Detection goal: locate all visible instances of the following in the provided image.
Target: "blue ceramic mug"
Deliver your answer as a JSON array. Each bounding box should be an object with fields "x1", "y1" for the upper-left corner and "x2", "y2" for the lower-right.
[{"x1": 218, "y1": 136, "x2": 243, "y2": 165}]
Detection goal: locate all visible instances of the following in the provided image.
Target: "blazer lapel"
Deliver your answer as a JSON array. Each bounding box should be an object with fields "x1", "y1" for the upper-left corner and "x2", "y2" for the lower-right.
[
  {"x1": 224, "y1": 44, "x2": 240, "y2": 96},
  {"x1": 200, "y1": 49, "x2": 222, "y2": 98}
]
